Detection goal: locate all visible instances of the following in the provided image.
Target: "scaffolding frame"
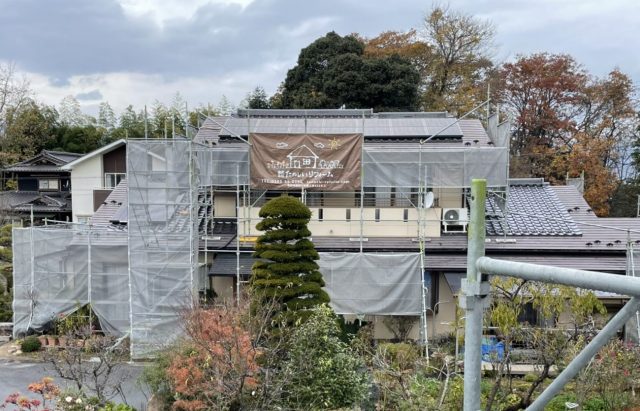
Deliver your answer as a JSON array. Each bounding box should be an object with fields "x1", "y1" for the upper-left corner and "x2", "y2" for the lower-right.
[{"x1": 13, "y1": 110, "x2": 509, "y2": 359}]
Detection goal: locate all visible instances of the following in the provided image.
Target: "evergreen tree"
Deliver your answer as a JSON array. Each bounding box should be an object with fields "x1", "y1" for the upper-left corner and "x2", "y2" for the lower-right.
[
  {"x1": 276, "y1": 31, "x2": 420, "y2": 111},
  {"x1": 251, "y1": 196, "x2": 329, "y2": 326},
  {"x1": 245, "y1": 86, "x2": 271, "y2": 109}
]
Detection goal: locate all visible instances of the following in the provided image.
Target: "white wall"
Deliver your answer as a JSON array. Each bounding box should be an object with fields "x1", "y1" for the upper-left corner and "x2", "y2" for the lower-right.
[
  {"x1": 240, "y1": 206, "x2": 442, "y2": 238},
  {"x1": 70, "y1": 155, "x2": 102, "y2": 222}
]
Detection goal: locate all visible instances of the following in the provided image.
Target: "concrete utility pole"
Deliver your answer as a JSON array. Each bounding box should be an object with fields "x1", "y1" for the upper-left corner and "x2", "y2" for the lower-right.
[{"x1": 461, "y1": 179, "x2": 489, "y2": 411}]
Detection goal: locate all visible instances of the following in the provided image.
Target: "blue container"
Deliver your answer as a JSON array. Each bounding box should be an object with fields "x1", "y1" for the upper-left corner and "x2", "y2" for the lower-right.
[{"x1": 481, "y1": 336, "x2": 505, "y2": 361}]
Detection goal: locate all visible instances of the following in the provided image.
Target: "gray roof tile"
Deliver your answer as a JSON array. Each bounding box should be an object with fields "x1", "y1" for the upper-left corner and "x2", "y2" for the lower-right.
[
  {"x1": 485, "y1": 183, "x2": 581, "y2": 236},
  {"x1": 91, "y1": 180, "x2": 127, "y2": 226}
]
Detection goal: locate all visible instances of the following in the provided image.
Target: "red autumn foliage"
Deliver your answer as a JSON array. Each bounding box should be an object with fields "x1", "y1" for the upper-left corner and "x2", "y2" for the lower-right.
[{"x1": 166, "y1": 305, "x2": 258, "y2": 410}]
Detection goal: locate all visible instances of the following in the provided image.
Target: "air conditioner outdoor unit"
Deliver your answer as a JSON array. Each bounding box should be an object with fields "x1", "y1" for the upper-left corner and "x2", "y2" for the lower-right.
[{"x1": 442, "y1": 208, "x2": 469, "y2": 233}]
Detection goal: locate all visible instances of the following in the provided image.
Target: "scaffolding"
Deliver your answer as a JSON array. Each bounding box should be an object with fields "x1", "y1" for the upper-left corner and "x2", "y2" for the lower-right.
[{"x1": 13, "y1": 111, "x2": 509, "y2": 358}]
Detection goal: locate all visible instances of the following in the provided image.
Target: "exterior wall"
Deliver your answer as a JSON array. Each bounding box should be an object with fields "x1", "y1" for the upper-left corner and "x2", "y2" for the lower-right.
[
  {"x1": 215, "y1": 193, "x2": 236, "y2": 217},
  {"x1": 371, "y1": 273, "x2": 459, "y2": 340},
  {"x1": 240, "y1": 206, "x2": 442, "y2": 238},
  {"x1": 103, "y1": 145, "x2": 126, "y2": 173},
  {"x1": 429, "y1": 274, "x2": 458, "y2": 337},
  {"x1": 211, "y1": 276, "x2": 234, "y2": 302},
  {"x1": 435, "y1": 187, "x2": 463, "y2": 208},
  {"x1": 71, "y1": 155, "x2": 102, "y2": 222}
]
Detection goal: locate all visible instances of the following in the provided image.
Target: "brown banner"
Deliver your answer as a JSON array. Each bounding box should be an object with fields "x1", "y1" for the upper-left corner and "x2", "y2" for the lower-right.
[{"x1": 250, "y1": 133, "x2": 362, "y2": 191}]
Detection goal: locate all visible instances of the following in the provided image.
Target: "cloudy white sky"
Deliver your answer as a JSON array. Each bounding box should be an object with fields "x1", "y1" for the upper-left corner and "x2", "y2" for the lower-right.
[{"x1": 0, "y1": 0, "x2": 638, "y2": 116}]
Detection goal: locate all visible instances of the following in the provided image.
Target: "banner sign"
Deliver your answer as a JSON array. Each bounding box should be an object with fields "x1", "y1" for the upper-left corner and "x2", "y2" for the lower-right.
[{"x1": 250, "y1": 133, "x2": 362, "y2": 191}]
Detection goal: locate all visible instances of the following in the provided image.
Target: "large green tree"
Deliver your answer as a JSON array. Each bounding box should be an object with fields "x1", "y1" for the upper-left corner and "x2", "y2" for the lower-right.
[
  {"x1": 274, "y1": 31, "x2": 420, "y2": 111},
  {"x1": 0, "y1": 100, "x2": 57, "y2": 165},
  {"x1": 250, "y1": 196, "x2": 329, "y2": 326}
]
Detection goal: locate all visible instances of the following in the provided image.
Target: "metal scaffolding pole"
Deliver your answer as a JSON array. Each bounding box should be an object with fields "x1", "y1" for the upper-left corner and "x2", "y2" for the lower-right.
[
  {"x1": 476, "y1": 257, "x2": 640, "y2": 410},
  {"x1": 461, "y1": 179, "x2": 488, "y2": 411},
  {"x1": 528, "y1": 297, "x2": 640, "y2": 411}
]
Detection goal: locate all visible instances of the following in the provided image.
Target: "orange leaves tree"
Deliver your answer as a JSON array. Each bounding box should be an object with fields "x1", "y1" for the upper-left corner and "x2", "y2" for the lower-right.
[
  {"x1": 497, "y1": 53, "x2": 638, "y2": 216},
  {"x1": 165, "y1": 303, "x2": 258, "y2": 411}
]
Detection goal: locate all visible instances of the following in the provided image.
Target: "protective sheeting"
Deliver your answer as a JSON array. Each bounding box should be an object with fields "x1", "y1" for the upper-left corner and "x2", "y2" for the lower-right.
[
  {"x1": 319, "y1": 252, "x2": 422, "y2": 315},
  {"x1": 206, "y1": 146, "x2": 249, "y2": 186},
  {"x1": 128, "y1": 140, "x2": 199, "y2": 359},
  {"x1": 363, "y1": 147, "x2": 508, "y2": 188},
  {"x1": 12, "y1": 227, "x2": 129, "y2": 337},
  {"x1": 206, "y1": 144, "x2": 508, "y2": 189}
]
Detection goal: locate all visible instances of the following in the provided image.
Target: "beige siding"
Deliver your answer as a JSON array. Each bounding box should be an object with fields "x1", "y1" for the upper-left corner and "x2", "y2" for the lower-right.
[
  {"x1": 215, "y1": 194, "x2": 236, "y2": 217},
  {"x1": 241, "y1": 207, "x2": 442, "y2": 238}
]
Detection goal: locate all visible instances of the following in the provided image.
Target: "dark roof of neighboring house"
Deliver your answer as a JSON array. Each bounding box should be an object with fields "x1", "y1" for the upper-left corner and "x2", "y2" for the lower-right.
[
  {"x1": 91, "y1": 180, "x2": 127, "y2": 226},
  {"x1": 0, "y1": 191, "x2": 71, "y2": 213},
  {"x1": 3, "y1": 150, "x2": 82, "y2": 173}
]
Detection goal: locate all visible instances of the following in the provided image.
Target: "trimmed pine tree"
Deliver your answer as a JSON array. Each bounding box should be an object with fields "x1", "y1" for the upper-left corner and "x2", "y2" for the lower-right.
[{"x1": 250, "y1": 195, "x2": 329, "y2": 326}]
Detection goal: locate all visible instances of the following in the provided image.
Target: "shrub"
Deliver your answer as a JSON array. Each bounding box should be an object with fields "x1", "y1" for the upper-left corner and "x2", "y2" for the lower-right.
[
  {"x1": 278, "y1": 304, "x2": 370, "y2": 410},
  {"x1": 20, "y1": 336, "x2": 41, "y2": 352},
  {"x1": 99, "y1": 403, "x2": 137, "y2": 411}
]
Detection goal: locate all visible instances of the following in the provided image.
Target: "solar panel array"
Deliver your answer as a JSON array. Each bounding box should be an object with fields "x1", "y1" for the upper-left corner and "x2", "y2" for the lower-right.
[{"x1": 218, "y1": 116, "x2": 463, "y2": 138}]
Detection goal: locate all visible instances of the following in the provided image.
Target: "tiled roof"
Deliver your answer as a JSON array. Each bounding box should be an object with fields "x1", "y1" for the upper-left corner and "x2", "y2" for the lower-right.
[
  {"x1": 485, "y1": 182, "x2": 581, "y2": 236},
  {"x1": 91, "y1": 180, "x2": 127, "y2": 226},
  {"x1": 3, "y1": 150, "x2": 81, "y2": 172},
  {"x1": 193, "y1": 117, "x2": 226, "y2": 145},
  {"x1": 0, "y1": 191, "x2": 71, "y2": 212}
]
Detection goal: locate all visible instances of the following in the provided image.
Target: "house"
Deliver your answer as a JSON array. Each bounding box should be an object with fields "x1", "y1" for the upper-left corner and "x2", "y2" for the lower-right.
[
  {"x1": 287, "y1": 145, "x2": 319, "y2": 168},
  {"x1": 60, "y1": 139, "x2": 126, "y2": 224},
  {"x1": 12, "y1": 108, "x2": 640, "y2": 358},
  {"x1": 0, "y1": 150, "x2": 82, "y2": 222}
]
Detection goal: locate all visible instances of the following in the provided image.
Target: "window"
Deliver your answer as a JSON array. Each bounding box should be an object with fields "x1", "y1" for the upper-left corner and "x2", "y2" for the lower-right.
[
  {"x1": 403, "y1": 209, "x2": 409, "y2": 222},
  {"x1": 423, "y1": 271, "x2": 440, "y2": 311},
  {"x1": 318, "y1": 208, "x2": 323, "y2": 221},
  {"x1": 105, "y1": 173, "x2": 125, "y2": 189},
  {"x1": 345, "y1": 209, "x2": 351, "y2": 221},
  {"x1": 39, "y1": 179, "x2": 59, "y2": 190},
  {"x1": 518, "y1": 303, "x2": 539, "y2": 326}
]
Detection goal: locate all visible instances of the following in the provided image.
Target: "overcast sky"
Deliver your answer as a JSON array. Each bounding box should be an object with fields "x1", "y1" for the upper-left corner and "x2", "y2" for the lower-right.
[{"x1": 0, "y1": 0, "x2": 638, "y2": 116}]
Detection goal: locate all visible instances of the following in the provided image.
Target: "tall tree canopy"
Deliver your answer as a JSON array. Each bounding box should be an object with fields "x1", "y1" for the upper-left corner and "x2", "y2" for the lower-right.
[
  {"x1": 358, "y1": 6, "x2": 495, "y2": 115},
  {"x1": 421, "y1": 5, "x2": 495, "y2": 114},
  {"x1": 274, "y1": 31, "x2": 420, "y2": 111},
  {"x1": 496, "y1": 53, "x2": 638, "y2": 215}
]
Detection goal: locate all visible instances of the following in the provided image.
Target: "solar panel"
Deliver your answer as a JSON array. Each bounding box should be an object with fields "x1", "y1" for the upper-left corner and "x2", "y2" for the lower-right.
[{"x1": 219, "y1": 116, "x2": 463, "y2": 138}]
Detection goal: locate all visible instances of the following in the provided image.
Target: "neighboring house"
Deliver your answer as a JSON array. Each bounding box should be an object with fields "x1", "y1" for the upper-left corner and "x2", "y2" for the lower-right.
[
  {"x1": 0, "y1": 150, "x2": 82, "y2": 222},
  {"x1": 61, "y1": 139, "x2": 126, "y2": 224},
  {"x1": 13, "y1": 109, "x2": 640, "y2": 357}
]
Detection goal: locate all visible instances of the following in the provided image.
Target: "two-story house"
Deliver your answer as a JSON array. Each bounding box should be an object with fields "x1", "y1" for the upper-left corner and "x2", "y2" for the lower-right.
[
  {"x1": 11, "y1": 109, "x2": 640, "y2": 358},
  {"x1": 0, "y1": 150, "x2": 82, "y2": 223}
]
